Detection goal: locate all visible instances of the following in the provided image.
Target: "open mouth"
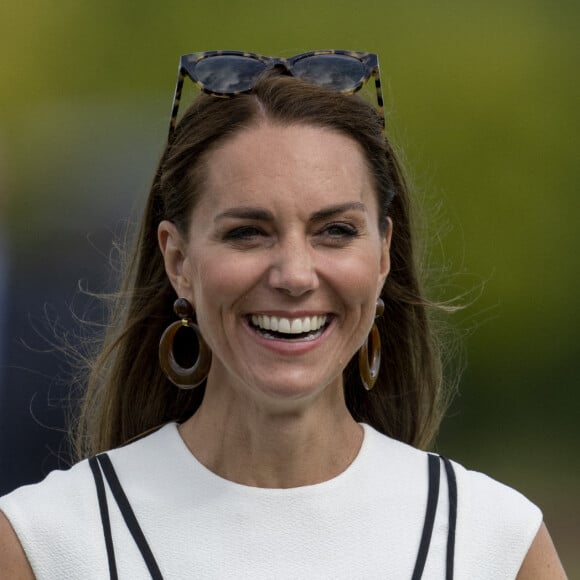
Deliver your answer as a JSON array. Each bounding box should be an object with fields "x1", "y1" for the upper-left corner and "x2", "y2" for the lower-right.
[{"x1": 249, "y1": 314, "x2": 332, "y2": 341}]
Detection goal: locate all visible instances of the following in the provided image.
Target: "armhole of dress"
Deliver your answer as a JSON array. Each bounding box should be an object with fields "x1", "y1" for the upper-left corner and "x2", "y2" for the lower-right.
[{"x1": 90, "y1": 453, "x2": 164, "y2": 580}]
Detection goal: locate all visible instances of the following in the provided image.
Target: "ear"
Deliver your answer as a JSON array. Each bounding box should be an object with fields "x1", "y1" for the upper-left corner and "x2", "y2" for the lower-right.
[
  {"x1": 158, "y1": 220, "x2": 192, "y2": 299},
  {"x1": 377, "y1": 217, "x2": 393, "y2": 298}
]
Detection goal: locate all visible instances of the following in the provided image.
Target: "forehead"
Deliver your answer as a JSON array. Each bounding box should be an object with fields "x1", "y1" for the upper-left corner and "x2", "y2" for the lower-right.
[{"x1": 197, "y1": 122, "x2": 376, "y2": 212}]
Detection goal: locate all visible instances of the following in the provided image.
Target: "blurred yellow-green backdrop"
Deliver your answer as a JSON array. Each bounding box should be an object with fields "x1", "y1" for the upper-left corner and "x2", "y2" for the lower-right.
[{"x1": 0, "y1": 0, "x2": 578, "y2": 574}]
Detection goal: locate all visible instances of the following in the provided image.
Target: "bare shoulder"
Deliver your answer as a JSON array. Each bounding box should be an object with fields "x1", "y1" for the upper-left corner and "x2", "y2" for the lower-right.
[
  {"x1": 517, "y1": 522, "x2": 567, "y2": 579},
  {"x1": 0, "y1": 511, "x2": 35, "y2": 579}
]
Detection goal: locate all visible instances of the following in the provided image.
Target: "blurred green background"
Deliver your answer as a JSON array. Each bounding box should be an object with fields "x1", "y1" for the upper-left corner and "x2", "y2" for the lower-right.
[{"x1": 0, "y1": 0, "x2": 578, "y2": 573}]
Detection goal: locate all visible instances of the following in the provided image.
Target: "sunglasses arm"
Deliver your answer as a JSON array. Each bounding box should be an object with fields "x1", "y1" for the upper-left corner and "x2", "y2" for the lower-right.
[
  {"x1": 168, "y1": 69, "x2": 186, "y2": 140},
  {"x1": 371, "y1": 65, "x2": 385, "y2": 130}
]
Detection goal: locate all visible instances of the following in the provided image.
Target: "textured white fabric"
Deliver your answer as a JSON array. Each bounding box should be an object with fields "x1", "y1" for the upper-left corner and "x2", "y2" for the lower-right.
[{"x1": 0, "y1": 423, "x2": 541, "y2": 579}]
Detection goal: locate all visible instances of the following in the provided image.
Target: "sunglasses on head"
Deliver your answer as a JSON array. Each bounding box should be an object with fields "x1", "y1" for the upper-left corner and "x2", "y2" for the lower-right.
[{"x1": 168, "y1": 50, "x2": 384, "y2": 138}]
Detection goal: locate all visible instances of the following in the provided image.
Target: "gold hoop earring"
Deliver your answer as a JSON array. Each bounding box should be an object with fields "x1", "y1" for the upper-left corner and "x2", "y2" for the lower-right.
[
  {"x1": 358, "y1": 298, "x2": 384, "y2": 391},
  {"x1": 159, "y1": 298, "x2": 212, "y2": 389}
]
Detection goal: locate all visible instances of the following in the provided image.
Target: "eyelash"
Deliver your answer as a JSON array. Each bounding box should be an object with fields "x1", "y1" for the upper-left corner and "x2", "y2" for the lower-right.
[
  {"x1": 321, "y1": 223, "x2": 359, "y2": 239},
  {"x1": 222, "y1": 226, "x2": 265, "y2": 241},
  {"x1": 221, "y1": 222, "x2": 360, "y2": 244}
]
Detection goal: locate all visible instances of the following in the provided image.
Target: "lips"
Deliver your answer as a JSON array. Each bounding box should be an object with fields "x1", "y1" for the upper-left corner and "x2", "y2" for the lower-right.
[{"x1": 248, "y1": 314, "x2": 331, "y2": 341}]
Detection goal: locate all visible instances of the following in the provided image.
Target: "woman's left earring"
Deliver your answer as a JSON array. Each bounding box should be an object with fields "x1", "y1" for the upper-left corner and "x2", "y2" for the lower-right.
[
  {"x1": 358, "y1": 298, "x2": 385, "y2": 391},
  {"x1": 159, "y1": 298, "x2": 212, "y2": 389}
]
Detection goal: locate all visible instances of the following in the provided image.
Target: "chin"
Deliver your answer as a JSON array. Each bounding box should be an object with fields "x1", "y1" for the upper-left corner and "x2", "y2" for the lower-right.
[{"x1": 244, "y1": 371, "x2": 341, "y2": 407}]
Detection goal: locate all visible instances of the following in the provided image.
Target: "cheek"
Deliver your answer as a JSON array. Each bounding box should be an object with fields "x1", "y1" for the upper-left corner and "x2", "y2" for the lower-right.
[
  {"x1": 187, "y1": 253, "x2": 261, "y2": 313},
  {"x1": 326, "y1": 250, "x2": 385, "y2": 303}
]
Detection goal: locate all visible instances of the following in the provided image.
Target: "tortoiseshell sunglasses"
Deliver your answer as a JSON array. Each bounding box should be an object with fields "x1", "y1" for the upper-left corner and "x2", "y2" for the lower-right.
[{"x1": 168, "y1": 50, "x2": 384, "y2": 138}]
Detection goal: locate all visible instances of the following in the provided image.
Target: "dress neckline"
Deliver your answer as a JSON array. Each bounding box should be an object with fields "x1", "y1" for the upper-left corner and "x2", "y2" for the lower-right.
[{"x1": 157, "y1": 421, "x2": 375, "y2": 496}]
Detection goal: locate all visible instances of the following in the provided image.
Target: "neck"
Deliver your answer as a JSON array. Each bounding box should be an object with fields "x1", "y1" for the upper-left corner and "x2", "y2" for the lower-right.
[{"x1": 178, "y1": 380, "x2": 363, "y2": 489}]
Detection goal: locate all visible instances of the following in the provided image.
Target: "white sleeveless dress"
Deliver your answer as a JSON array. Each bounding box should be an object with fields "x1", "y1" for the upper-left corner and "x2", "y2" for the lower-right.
[{"x1": 0, "y1": 423, "x2": 541, "y2": 579}]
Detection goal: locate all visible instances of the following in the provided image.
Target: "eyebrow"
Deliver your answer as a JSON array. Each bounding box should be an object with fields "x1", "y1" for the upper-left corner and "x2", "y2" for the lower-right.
[
  {"x1": 310, "y1": 202, "x2": 367, "y2": 222},
  {"x1": 214, "y1": 202, "x2": 367, "y2": 223}
]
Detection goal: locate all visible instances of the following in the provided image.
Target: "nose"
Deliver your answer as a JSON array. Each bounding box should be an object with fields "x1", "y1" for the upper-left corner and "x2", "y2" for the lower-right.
[{"x1": 268, "y1": 236, "x2": 319, "y2": 297}]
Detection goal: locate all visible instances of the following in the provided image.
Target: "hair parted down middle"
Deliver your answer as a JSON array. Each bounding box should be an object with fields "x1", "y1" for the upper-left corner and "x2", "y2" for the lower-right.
[{"x1": 73, "y1": 72, "x2": 450, "y2": 459}]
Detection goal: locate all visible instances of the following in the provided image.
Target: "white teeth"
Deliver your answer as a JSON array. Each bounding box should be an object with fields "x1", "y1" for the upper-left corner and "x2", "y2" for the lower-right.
[
  {"x1": 279, "y1": 318, "x2": 291, "y2": 333},
  {"x1": 251, "y1": 314, "x2": 328, "y2": 334}
]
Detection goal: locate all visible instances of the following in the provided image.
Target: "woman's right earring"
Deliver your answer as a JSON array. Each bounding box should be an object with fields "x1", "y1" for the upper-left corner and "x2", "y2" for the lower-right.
[
  {"x1": 159, "y1": 298, "x2": 212, "y2": 389},
  {"x1": 358, "y1": 298, "x2": 385, "y2": 391}
]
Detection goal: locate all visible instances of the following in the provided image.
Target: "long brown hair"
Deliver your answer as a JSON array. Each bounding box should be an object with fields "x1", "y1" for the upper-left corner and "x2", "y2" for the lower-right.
[{"x1": 73, "y1": 73, "x2": 453, "y2": 459}]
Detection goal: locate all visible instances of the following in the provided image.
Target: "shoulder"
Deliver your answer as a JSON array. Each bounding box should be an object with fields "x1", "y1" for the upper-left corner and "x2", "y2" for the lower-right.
[
  {"x1": 0, "y1": 423, "x2": 178, "y2": 577},
  {"x1": 365, "y1": 426, "x2": 541, "y2": 528},
  {"x1": 0, "y1": 456, "x2": 96, "y2": 527},
  {"x1": 0, "y1": 423, "x2": 176, "y2": 524},
  {"x1": 363, "y1": 426, "x2": 544, "y2": 577},
  {"x1": 450, "y1": 462, "x2": 565, "y2": 578},
  {"x1": 364, "y1": 425, "x2": 542, "y2": 530},
  {"x1": 445, "y1": 460, "x2": 543, "y2": 577},
  {"x1": 452, "y1": 461, "x2": 542, "y2": 539},
  {"x1": 0, "y1": 456, "x2": 102, "y2": 577}
]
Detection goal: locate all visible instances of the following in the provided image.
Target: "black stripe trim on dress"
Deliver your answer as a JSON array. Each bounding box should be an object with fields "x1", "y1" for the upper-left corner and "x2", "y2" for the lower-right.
[
  {"x1": 89, "y1": 456, "x2": 118, "y2": 580},
  {"x1": 89, "y1": 449, "x2": 457, "y2": 580},
  {"x1": 95, "y1": 453, "x2": 164, "y2": 580},
  {"x1": 411, "y1": 453, "x2": 441, "y2": 579},
  {"x1": 440, "y1": 456, "x2": 457, "y2": 580}
]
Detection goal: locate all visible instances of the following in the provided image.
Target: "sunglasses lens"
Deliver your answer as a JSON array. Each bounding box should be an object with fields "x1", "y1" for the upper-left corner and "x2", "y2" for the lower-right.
[
  {"x1": 292, "y1": 54, "x2": 367, "y2": 92},
  {"x1": 194, "y1": 55, "x2": 267, "y2": 94}
]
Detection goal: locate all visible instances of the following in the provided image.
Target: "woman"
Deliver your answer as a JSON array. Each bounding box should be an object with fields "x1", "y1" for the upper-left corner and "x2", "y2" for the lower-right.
[{"x1": 0, "y1": 51, "x2": 566, "y2": 578}]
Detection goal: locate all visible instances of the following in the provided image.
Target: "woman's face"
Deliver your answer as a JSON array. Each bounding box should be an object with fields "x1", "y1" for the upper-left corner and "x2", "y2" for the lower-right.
[{"x1": 159, "y1": 121, "x2": 391, "y2": 409}]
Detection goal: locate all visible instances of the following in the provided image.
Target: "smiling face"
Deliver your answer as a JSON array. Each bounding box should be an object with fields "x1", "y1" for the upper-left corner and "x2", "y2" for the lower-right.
[{"x1": 159, "y1": 121, "x2": 391, "y2": 409}]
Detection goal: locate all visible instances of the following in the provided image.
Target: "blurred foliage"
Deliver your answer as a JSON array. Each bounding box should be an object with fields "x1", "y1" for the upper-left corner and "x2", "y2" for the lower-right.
[{"x1": 1, "y1": 0, "x2": 578, "y2": 573}]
